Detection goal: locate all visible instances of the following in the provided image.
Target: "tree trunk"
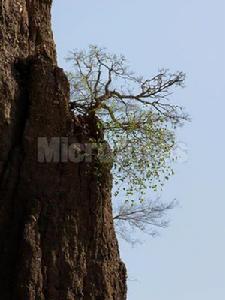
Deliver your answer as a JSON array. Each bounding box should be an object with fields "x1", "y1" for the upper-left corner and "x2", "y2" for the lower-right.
[{"x1": 0, "y1": 1, "x2": 127, "y2": 299}]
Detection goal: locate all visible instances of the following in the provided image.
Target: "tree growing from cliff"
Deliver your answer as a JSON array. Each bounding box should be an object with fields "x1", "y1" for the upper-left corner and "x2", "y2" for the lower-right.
[{"x1": 67, "y1": 45, "x2": 188, "y2": 237}]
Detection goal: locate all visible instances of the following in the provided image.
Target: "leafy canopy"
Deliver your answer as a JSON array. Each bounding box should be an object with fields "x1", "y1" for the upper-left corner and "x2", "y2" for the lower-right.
[{"x1": 67, "y1": 45, "x2": 188, "y2": 203}]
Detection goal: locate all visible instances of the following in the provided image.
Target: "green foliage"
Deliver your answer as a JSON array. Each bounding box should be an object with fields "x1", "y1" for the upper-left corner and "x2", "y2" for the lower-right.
[{"x1": 67, "y1": 45, "x2": 188, "y2": 203}]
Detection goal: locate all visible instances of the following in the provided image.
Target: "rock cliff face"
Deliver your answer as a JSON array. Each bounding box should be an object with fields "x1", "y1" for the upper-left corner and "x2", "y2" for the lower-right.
[{"x1": 0, "y1": 1, "x2": 127, "y2": 299}]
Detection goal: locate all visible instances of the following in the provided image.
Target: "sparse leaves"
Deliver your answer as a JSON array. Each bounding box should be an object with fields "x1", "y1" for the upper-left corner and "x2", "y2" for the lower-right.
[{"x1": 67, "y1": 45, "x2": 188, "y2": 240}]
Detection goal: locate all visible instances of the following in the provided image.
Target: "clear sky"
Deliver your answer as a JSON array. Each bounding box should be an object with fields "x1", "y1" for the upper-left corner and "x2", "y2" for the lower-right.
[{"x1": 52, "y1": 1, "x2": 225, "y2": 299}]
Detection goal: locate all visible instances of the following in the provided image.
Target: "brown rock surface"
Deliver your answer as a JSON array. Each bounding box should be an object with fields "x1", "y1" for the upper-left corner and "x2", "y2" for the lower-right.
[{"x1": 0, "y1": 1, "x2": 127, "y2": 299}]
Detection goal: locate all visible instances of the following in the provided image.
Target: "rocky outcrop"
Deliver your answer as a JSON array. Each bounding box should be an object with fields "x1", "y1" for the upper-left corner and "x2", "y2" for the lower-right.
[{"x1": 0, "y1": 1, "x2": 127, "y2": 299}]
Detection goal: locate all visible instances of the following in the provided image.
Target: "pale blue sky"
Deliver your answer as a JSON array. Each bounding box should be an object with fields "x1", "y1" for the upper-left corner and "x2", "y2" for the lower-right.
[{"x1": 52, "y1": 1, "x2": 225, "y2": 299}]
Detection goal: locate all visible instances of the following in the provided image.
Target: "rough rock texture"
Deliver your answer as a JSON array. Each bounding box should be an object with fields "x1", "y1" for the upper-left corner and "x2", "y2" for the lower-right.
[{"x1": 0, "y1": 1, "x2": 127, "y2": 299}]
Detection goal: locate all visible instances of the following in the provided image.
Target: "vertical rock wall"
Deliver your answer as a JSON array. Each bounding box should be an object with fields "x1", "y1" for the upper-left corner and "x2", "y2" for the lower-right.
[{"x1": 0, "y1": 1, "x2": 127, "y2": 299}]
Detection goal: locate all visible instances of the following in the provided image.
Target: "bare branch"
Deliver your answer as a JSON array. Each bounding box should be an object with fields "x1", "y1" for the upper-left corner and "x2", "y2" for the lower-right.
[{"x1": 114, "y1": 199, "x2": 177, "y2": 242}]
